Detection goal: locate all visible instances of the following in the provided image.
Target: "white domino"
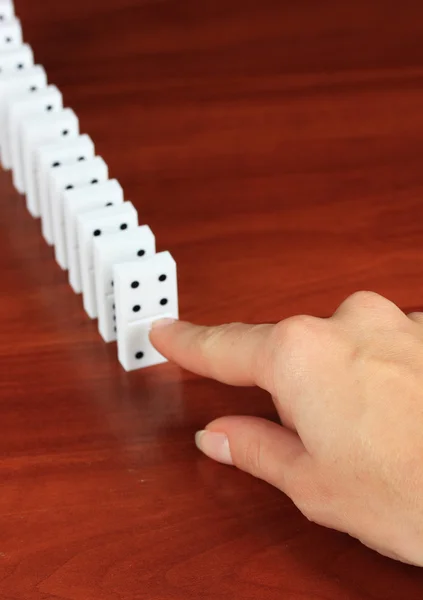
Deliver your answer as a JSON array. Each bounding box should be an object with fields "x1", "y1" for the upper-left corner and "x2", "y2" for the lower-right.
[
  {"x1": 0, "y1": 44, "x2": 33, "y2": 75},
  {"x1": 116, "y1": 314, "x2": 175, "y2": 372},
  {"x1": 114, "y1": 252, "x2": 178, "y2": 371},
  {"x1": 100, "y1": 295, "x2": 118, "y2": 346},
  {"x1": 76, "y1": 202, "x2": 139, "y2": 319},
  {"x1": 36, "y1": 135, "x2": 95, "y2": 245},
  {"x1": 0, "y1": 3, "x2": 14, "y2": 21},
  {"x1": 64, "y1": 180, "x2": 124, "y2": 294},
  {"x1": 93, "y1": 226, "x2": 156, "y2": 342},
  {"x1": 5, "y1": 85, "x2": 63, "y2": 171},
  {"x1": 0, "y1": 65, "x2": 47, "y2": 168},
  {"x1": 0, "y1": 1, "x2": 15, "y2": 21},
  {"x1": 0, "y1": 1, "x2": 180, "y2": 373},
  {"x1": 20, "y1": 108, "x2": 79, "y2": 214},
  {"x1": 49, "y1": 157, "x2": 108, "y2": 269},
  {"x1": 0, "y1": 17, "x2": 22, "y2": 51}
]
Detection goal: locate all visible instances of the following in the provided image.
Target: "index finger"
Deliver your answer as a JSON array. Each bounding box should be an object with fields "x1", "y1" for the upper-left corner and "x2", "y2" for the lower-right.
[{"x1": 149, "y1": 320, "x2": 275, "y2": 390}]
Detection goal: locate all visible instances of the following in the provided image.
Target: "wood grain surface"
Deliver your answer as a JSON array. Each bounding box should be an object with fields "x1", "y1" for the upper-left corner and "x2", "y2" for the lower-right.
[{"x1": 2, "y1": 1, "x2": 423, "y2": 598}]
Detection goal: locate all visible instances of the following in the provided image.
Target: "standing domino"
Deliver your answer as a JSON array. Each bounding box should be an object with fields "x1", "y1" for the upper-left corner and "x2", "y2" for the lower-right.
[
  {"x1": 0, "y1": 65, "x2": 47, "y2": 168},
  {"x1": 0, "y1": 18, "x2": 22, "y2": 50},
  {"x1": 63, "y1": 180, "x2": 124, "y2": 293},
  {"x1": 0, "y1": 44, "x2": 33, "y2": 74},
  {"x1": 114, "y1": 252, "x2": 179, "y2": 371},
  {"x1": 49, "y1": 157, "x2": 109, "y2": 268},
  {"x1": 35, "y1": 135, "x2": 95, "y2": 244},
  {"x1": 0, "y1": 1, "x2": 14, "y2": 20},
  {"x1": 5, "y1": 85, "x2": 63, "y2": 171},
  {"x1": 76, "y1": 202, "x2": 139, "y2": 319},
  {"x1": 93, "y1": 226, "x2": 156, "y2": 342},
  {"x1": 20, "y1": 108, "x2": 79, "y2": 212}
]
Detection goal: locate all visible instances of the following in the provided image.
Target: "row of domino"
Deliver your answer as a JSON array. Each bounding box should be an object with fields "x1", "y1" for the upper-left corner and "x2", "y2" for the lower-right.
[{"x1": 0, "y1": 1, "x2": 179, "y2": 372}]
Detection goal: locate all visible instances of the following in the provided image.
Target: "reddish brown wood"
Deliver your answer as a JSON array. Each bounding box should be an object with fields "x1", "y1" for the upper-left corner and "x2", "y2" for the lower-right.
[{"x1": 2, "y1": 1, "x2": 423, "y2": 597}]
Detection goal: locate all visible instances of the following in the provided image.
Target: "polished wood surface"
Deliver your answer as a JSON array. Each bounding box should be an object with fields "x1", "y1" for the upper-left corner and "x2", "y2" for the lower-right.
[{"x1": 2, "y1": 1, "x2": 423, "y2": 597}]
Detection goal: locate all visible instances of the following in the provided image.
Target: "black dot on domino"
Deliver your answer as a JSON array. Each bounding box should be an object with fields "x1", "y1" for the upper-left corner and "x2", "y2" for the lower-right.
[
  {"x1": 5, "y1": 37, "x2": 12, "y2": 43},
  {"x1": 30, "y1": 86, "x2": 37, "y2": 92},
  {"x1": 160, "y1": 298, "x2": 168, "y2": 306},
  {"x1": 135, "y1": 352, "x2": 144, "y2": 360},
  {"x1": 133, "y1": 305, "x2": 141, "y2": 313},
  {"x1": 131, "y1": 281, "x2": 139, "y2": 289},
  {"x1": 111, "y1": 281, "x2": 114, "y2": 287},
  {"x1": 114, "y1": 327, "x2": 117, "y2": 333},
  {"x1": 62, "y1": 129, "x2": 69, "y2": 136},
  {"x1": 93, "y1": 229, "x2": 101, "y2": 237},
  {"x1": 78, "y1": 156, "x2": 85, "y2": 161},
  {"x1": 91, "y1": 179, "x2": 98, "y2": 184},
  {"x1": 65, "y1": 185, "x2": 74, "y2": 190},
  {"x1": 46, "y1": 105, "x2": 53, "y2": 111},
  {"x1": 137, "y1": 249, "x2": 146, "y2": 257},
  {"x1": 120, "y1": 223, "x2": 128, "y2": 230},
  {"x1": 106, "y1": 202, "x2": 113, "y2": 207},
  {"x1": 52, "y1": 161, "x2": 61, "y2": 168},
  {"x1": 159, "y1": 274, "x2": 167, "y2": 282},
  {"x1": 17, "y1": 63, "x2": 24, "y2": 69}
]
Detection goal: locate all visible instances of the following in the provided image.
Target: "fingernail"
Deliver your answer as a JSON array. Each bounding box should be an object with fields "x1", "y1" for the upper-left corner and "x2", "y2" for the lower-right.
[
  {"x1": 195, "y1": 430, "x2": 233, "y2": 465},
  {"x1": 152, "y1": 317, "x2": 177, "y2": 329}
]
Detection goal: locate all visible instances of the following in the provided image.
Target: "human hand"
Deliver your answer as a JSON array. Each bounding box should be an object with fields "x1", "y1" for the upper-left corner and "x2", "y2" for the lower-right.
[{"x1": 150, "y1": 292, "x2": 423, "y2": 566}]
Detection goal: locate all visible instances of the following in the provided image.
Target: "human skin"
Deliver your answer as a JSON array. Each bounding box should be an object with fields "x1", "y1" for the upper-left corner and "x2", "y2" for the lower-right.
[{"x1": 150, "y1": 291, "x2": 423, "y2": 566}]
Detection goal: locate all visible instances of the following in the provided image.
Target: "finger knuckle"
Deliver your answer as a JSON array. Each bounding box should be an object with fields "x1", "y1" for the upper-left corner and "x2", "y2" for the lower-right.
[
  {"x1": 273, "y1": 315, "x2": 320, "y2": 347},
  {"x1": 408, "y1": 311, "x2": 423, "y2": 323},
  {"x1": 341, "y1": 290, "x2": 385, "y2": 311},
  {"x1": 338, "y1": 292, "x2": 406, "y2": 327},
  {"x1": 262, "y1": 315, "x2": 326, "y2": 376}
]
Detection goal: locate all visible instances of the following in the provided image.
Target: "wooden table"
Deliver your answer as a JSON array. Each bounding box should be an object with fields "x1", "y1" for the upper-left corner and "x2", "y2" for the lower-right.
[{"x1": 2, "y1": 1, "x2": 423, "y2": 598}]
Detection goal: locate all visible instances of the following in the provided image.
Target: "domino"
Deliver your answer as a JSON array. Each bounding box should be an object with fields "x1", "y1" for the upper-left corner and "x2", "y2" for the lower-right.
[
  {"x1": 49, "y1": 156, "x2": 109, "y2": 269},
  {"x1": 20, "y1": 108, "x2": 79, "y2": 213},
  {"x1": 115, "y1": 315, "x2": 175, "y2": 372},
  {"x1": 114, "y1": 252, "x2": 179, "y2": 371},
  {"x1": 93, "y1": 226, "x2": 156, "y2": 342},
  {"x1": 0, "y1": 3, "x2": 179, "y2": 374},
  {"x1": 5, "y1": 85, "x2": 63, "y2": 171},
  {"x1": 36, "y1": 135, "x2": 95, "y2": 245},
  {"x1": 76, "y1": 202, "x2": 139, "y2": 319},
  {"x1": 0, "y1": 17, "x2": 22, "y2": 51},
  {"x1": 101, "y1": 294, "x2": 118, "y2": 346},
  {"x1": 114, "y1": 252, "x2": 178, "y2": 324},
  {"x1": 0, "y1": 1, "x2": 14, "y2": 22},
  {"x1": 63, "y1": 179, "x2": 124, "y2": 293},
  {"x1": 0, "y1": 65, "x2": 47, "y2": 168},
  {"x1": 0, "y1": 44, "x2": 33, "y2": 75}
]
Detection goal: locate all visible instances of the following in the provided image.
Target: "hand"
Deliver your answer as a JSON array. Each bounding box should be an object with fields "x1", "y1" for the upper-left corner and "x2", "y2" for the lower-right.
[{"x1": 150, "y1": 292, "x2": 423, "y2": 566}]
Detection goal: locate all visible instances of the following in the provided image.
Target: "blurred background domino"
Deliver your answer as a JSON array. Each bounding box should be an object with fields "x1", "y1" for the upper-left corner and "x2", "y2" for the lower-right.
[
  {"x1": 20, "y1": 108, "x2": 79, "y2": 212},
  {"x1": 64, "y1": 180, "x2": 125, "y2": 294},
  {"x1": 5, "y1": 85, "x2": 62, "y2": 170},
  {"x1": 35, "y1": 135, "x2": 95, "y2": 244},
  {"x1": 48, "y1": 156, "x2": 109, "y2": 269},
  {"x1": 0, "y1": 65, "x2": 47, "y2": 171}
]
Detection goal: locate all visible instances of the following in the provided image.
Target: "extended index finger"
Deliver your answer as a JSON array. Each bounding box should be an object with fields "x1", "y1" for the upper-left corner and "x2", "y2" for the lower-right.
[{"x1": 150, "y1": 320, "x2": 275, "y2": 390}]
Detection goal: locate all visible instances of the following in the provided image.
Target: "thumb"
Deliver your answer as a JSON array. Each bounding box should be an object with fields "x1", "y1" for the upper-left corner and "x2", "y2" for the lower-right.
[{"x1": 196, "y1": 416, "x2": 313, "y2": 499}]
